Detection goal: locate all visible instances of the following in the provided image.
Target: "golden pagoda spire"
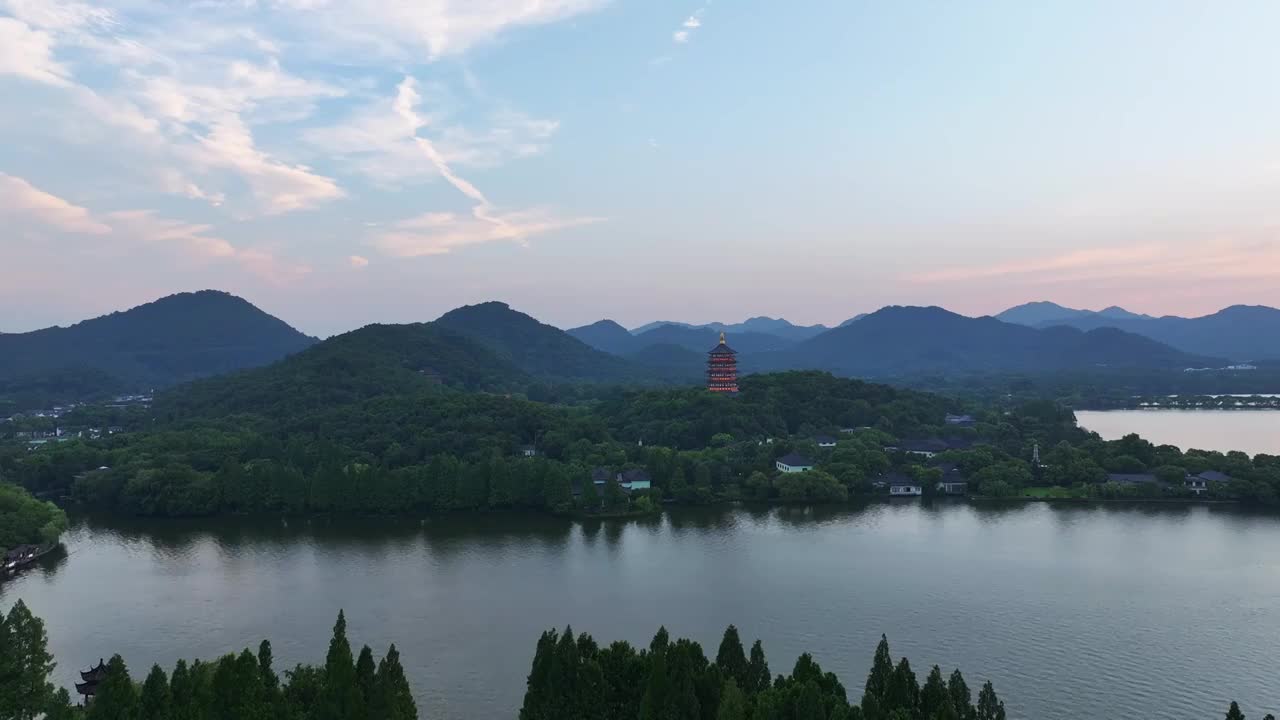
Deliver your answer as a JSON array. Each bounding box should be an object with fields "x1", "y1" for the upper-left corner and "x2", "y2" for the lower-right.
[{"x1": 719, "y1": 331, "x2": 726, "y2": 345}]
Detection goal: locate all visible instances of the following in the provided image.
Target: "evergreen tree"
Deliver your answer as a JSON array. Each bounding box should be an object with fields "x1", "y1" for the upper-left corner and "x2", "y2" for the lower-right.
[
  {"x1": 861, "y1": 635, "x2": 894, "y2": 719},
  {"x1": 319, "y1": 610, "x2": 362, "y2": 720},
  {"x1": 639, "y1": 644, "x2": 670, "y2": 720},
  {"x1": 715, "y1": 626, "x2": 748, "y2": 688},
  {"x1": 44, "y1": 687, "x2": 76, "y2": 720},
  {"x1": 603, "y1": 475, "x2": 626, "y2": 510},
  {"x1": 169, "y1": 660, "x2": 196, "y2": 720},
  {"x1": 947, "y1": 669, "x2": 972, "y2": 720},
  {"x1": 0, "y1": 599, "x2": 56, "y2": 720},
  {"x1": 919, "y1": 666, "x2": 951, "y2": 720},
  {"x1": 139, "y1": 664, "x2": 172, "y2": 720},
  {"x1": 651, "y1": 626, "x2": 671, "y2": 654},
  {"x1": 746, "y1": 640, "x2": 771, "y2": 695},
  {"x1": 795, "y1": 681, "x2": 823, "y2": 720},
  {"x1": 258, "y1": 640, "x2": 279, "y2": 694},
  {"x1": 1226, "y1": 702, "x2": 1246, "y2": 720},
  {"x1": 356, "y1": 645, "x2": 377, "y2": 705},
  {"x1": 519, "y1": 630, "x2": 557, "y2": 720},
  {"x1": 87, "y1": 655, "x2": 138, "y2": 720},
  {"x1": 975, "y1": 681, "x2": 1005, "y2": 720},
  {"x1": 371, "y1": 645, "x2": 417, "y2": 720},
  {"x1": 885, "y1": 657, "x2": 919, "y2": 717},
  {"x1": 716, "y1": 679, "x2": 747, "y2": 720}
]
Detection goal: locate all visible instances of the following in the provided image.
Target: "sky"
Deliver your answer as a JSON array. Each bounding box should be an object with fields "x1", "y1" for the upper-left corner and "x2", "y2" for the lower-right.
[{"x1": 3, "y1": 0, "x2": 1280, "y2": 337}]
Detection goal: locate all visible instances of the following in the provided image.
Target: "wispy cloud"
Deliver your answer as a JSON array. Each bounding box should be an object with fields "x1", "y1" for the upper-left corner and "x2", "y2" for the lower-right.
[
  {"x1": 348, "y1": 255, "x2": 369, "y2": 268},
  {"x1": 371, "y1": 207, "x2": 601, "y2": 258},
  {"x1": 670, "y1": 7, "x2": 707, "y2": 44},
  {"x1": 907, "y1": 237, "x2": 1280, "y2": 286},
  {"x1": 359, "y1": 75, "x2": 602, "y2": 258},
  {"x1": 0, "y1": 173, "x2": 111, "y2": 234}
]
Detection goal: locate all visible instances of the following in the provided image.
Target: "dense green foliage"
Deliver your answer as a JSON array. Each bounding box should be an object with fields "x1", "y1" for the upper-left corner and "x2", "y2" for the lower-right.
[
  {"x1": 519, "y1": 625, "x2": 1007, "y2": 720},
  {"x1": 0, "y1": 291, "x2": 315, "y2": 396},
  {"x1": 1, "y1": 372, "x2": 959, "y2": 517},
  {"x1": 0, "y1": 482, "x2": 68, "y2": 552},
  {"x1": 0, "y1": 604, "x2": 416, "y2": 720}
]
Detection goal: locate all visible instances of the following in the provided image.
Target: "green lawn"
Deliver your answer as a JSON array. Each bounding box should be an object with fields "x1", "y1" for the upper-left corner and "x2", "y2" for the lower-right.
[{"x1": 1021, "y1": 486, "x2": 1077, "y2": 498}]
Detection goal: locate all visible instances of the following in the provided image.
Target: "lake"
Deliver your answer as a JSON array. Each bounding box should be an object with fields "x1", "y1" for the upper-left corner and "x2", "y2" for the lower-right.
[
  {"x1": 5, "y1": 505, "x2": 1280, "y2": 719},
  {"x1": 1077, "y1": 409, "x2": 1280, "y2": 456}
]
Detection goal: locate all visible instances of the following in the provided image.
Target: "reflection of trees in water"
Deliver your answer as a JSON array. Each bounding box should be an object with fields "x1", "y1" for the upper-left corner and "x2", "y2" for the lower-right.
[{"x1": 71, "y1": 511, "x2": 579, "y2": 567}]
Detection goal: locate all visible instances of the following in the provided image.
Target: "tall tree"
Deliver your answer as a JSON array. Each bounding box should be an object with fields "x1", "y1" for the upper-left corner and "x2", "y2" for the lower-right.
[
  {"x1": 169, "y1": 659, "x2": 196, "y2": 720},
  {"x1": 356, "y1": 646, "x2": 377, "y2": 706},
  {"x1": 1225, "y1": 702, "x2": 1246, "y2": 720},
  {"x1": 87, "y1": 655, "x2": 138, "y2": 720},
  {"x1": 975, "y1": 681, "x2": 1005, "y2": 720},
  {"x1": 715, "y1": 626, "x2": 748, "y2": 688},
  {"x1": 139, "y1": 664, "x2": 172, "y2": 720},
  {"x1": 0, "y1": 599, "x2": 56, "y2": 720},
  {"x1": 919, "y1": 666, "x2": 951, "y2": 720},
  {"x1": 746, "y1": 640, "x2": 771, "y2": 695},
  {"x1": 948, "y1": 669, "x2": 973, "y2": 720},
  {"x1": 716, "y1": 680, "x2": 747, "y2": 720},
  {"x1": 371, "y1": 645, "x2": 417, "y2": 720},
  {"x1": 319, "y1": 610, "x2": 362, "y2": 720},
  {"x1": 885, "y1": 657, "x2": 919, "y2": 717},
  {"x1": 639, "y1": 645, "x2": 670, "y2": 720},
  {"x1": 861, "y1": 635, "x2": 894, "y2": 719}
]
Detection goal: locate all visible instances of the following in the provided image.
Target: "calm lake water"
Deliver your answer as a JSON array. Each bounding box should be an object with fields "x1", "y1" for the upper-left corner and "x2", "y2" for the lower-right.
[
  {"x1": 1077, "y1": 409, "x2": 1280, "y2": 456},
  {"x1": 4, "y1": 504, "x2": 1280, "y2": 720}
]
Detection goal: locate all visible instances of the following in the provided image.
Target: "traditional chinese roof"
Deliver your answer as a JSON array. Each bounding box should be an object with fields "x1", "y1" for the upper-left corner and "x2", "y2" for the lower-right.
[{"x1": 708, "y1": 332, "x2": 737, "y2": 355}]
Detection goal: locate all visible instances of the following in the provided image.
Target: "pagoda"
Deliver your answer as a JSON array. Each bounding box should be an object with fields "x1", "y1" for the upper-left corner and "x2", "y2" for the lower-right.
[
  {"x1": 707, "y1": 332, "x2": 739, "y2": 393},
  {"x1": 76, "y1": 659, "x2": 106, "y2": 703}
]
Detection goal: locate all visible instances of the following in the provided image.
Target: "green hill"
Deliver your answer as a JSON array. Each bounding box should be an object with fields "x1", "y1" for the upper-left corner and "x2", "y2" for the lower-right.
[
  {"x1": 0, "y1": 291, "x2": 316, "y2": 394},
  {"x1": 158, "y1": 322, "x2": 528, "y2": 419},
  {"x1": 435, "y1": 302, "x2": 635, "y2": 381}
]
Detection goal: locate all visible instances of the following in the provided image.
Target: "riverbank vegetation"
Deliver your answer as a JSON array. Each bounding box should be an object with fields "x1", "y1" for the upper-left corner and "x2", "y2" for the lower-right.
[
  {"x1": 0, "y1": 602, "x2": 416, "y2": 720},
  {"x1": 0, "y1": 481, "x2": 68, "y2": 555},
  {"x1": 520, "y1": 625, "x2": 1007, "y2": 720}
]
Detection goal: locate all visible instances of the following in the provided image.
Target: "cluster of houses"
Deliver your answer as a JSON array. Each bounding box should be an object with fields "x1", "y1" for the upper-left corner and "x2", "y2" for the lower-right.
[
  {"x1": 571, "y1": 468, "x2": 654, "y2": 498},
  {"x1": 1106, "y1": 469, "x2": 1231, "y2": 496}
]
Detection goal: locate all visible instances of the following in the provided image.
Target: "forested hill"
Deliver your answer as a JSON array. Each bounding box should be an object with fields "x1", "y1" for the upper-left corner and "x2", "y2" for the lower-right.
[
  {"x1": 157, "y1": 322, "x2": 529, "y2": 419},
  {"x1": 0, "y1": 290, "x2": 316, "y2": 390},
  {"x1": 435, "y1": 302, "x2": 637, "y2": 381},
  {"x1": 771, "y1": 306, "x2": 1218, "y2": 376}
]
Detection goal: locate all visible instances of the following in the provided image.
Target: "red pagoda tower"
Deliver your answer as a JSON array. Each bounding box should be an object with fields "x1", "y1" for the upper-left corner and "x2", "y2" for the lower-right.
[{"x1": 707, "y1": 332, "x2": 739, "y2": 393}]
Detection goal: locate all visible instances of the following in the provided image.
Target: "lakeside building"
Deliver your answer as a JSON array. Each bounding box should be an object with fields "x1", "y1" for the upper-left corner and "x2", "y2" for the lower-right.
[
  {"x1": 76, "y1": 659, "x2": 107, "y2": 703},
  {"x1": 775, "y1": 453, "x2": 815, "y2": 473},
  {"x1": 707, "y1": 333, "x2": 739, "y2": 393}
]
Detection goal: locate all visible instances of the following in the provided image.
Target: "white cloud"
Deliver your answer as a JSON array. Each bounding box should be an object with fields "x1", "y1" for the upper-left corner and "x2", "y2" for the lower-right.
[
  {"x1": 0, "y1": 17, "x2": 70, "y2": 85},
  {"x1": 304, "y1": 76, "x2": 560, "y2": 186},
  {"x1": 105, "y1": 209, "x2": 311, "y2": 282},
  {"x1": 268, "y1": 0, "x2": 610, "y2": 60},
  {"x1": 348, "y1": 254, "x2": 369, "y2": 268},
  {"x1": 0, "y1": 173, "x2": 111, "y2": 234},
  {"x1": 371, "y1": 207, "x2": 601, "y2": 257},
  {"x1": 669, "y1": 7, "x2": 706, "y2": 44},
  {"x1": 191, "y1": 116, "x2": 344, "y2": 214}
]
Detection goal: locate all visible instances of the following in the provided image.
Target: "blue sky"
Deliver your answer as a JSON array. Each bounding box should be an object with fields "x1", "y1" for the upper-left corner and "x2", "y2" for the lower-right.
[{"x1": 3, "y1": 1, "x2": 1279, "y2": 336}]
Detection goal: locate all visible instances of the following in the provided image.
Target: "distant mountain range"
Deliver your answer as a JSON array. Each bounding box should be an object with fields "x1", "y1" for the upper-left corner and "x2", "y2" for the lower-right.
[
  {"x1": 7, "y1": 292, "x2": 1279, "y2": 413},
  {"x1": 0, "y1": 290, "x2": 316, "y2": 392},
  {"x1": 996, "y1": 302, "x2": 1280, "y2": 361}
]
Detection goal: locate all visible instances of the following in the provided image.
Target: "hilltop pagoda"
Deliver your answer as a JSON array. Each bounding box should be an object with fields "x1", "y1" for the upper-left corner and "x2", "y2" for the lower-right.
[{"x1": 707, "y1": 332, "x2": 739, "y2": 393}]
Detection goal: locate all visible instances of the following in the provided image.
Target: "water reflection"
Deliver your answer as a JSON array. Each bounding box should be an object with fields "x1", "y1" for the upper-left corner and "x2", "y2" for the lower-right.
[{"x1": 7, "y1": 502, "x2": 1280, "y2": 720}]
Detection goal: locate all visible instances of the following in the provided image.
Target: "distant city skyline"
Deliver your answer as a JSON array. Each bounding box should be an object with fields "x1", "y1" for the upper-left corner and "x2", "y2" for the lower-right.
[{"x1": 3, "y1": 1, "x2": 1280, "y2": 336}]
